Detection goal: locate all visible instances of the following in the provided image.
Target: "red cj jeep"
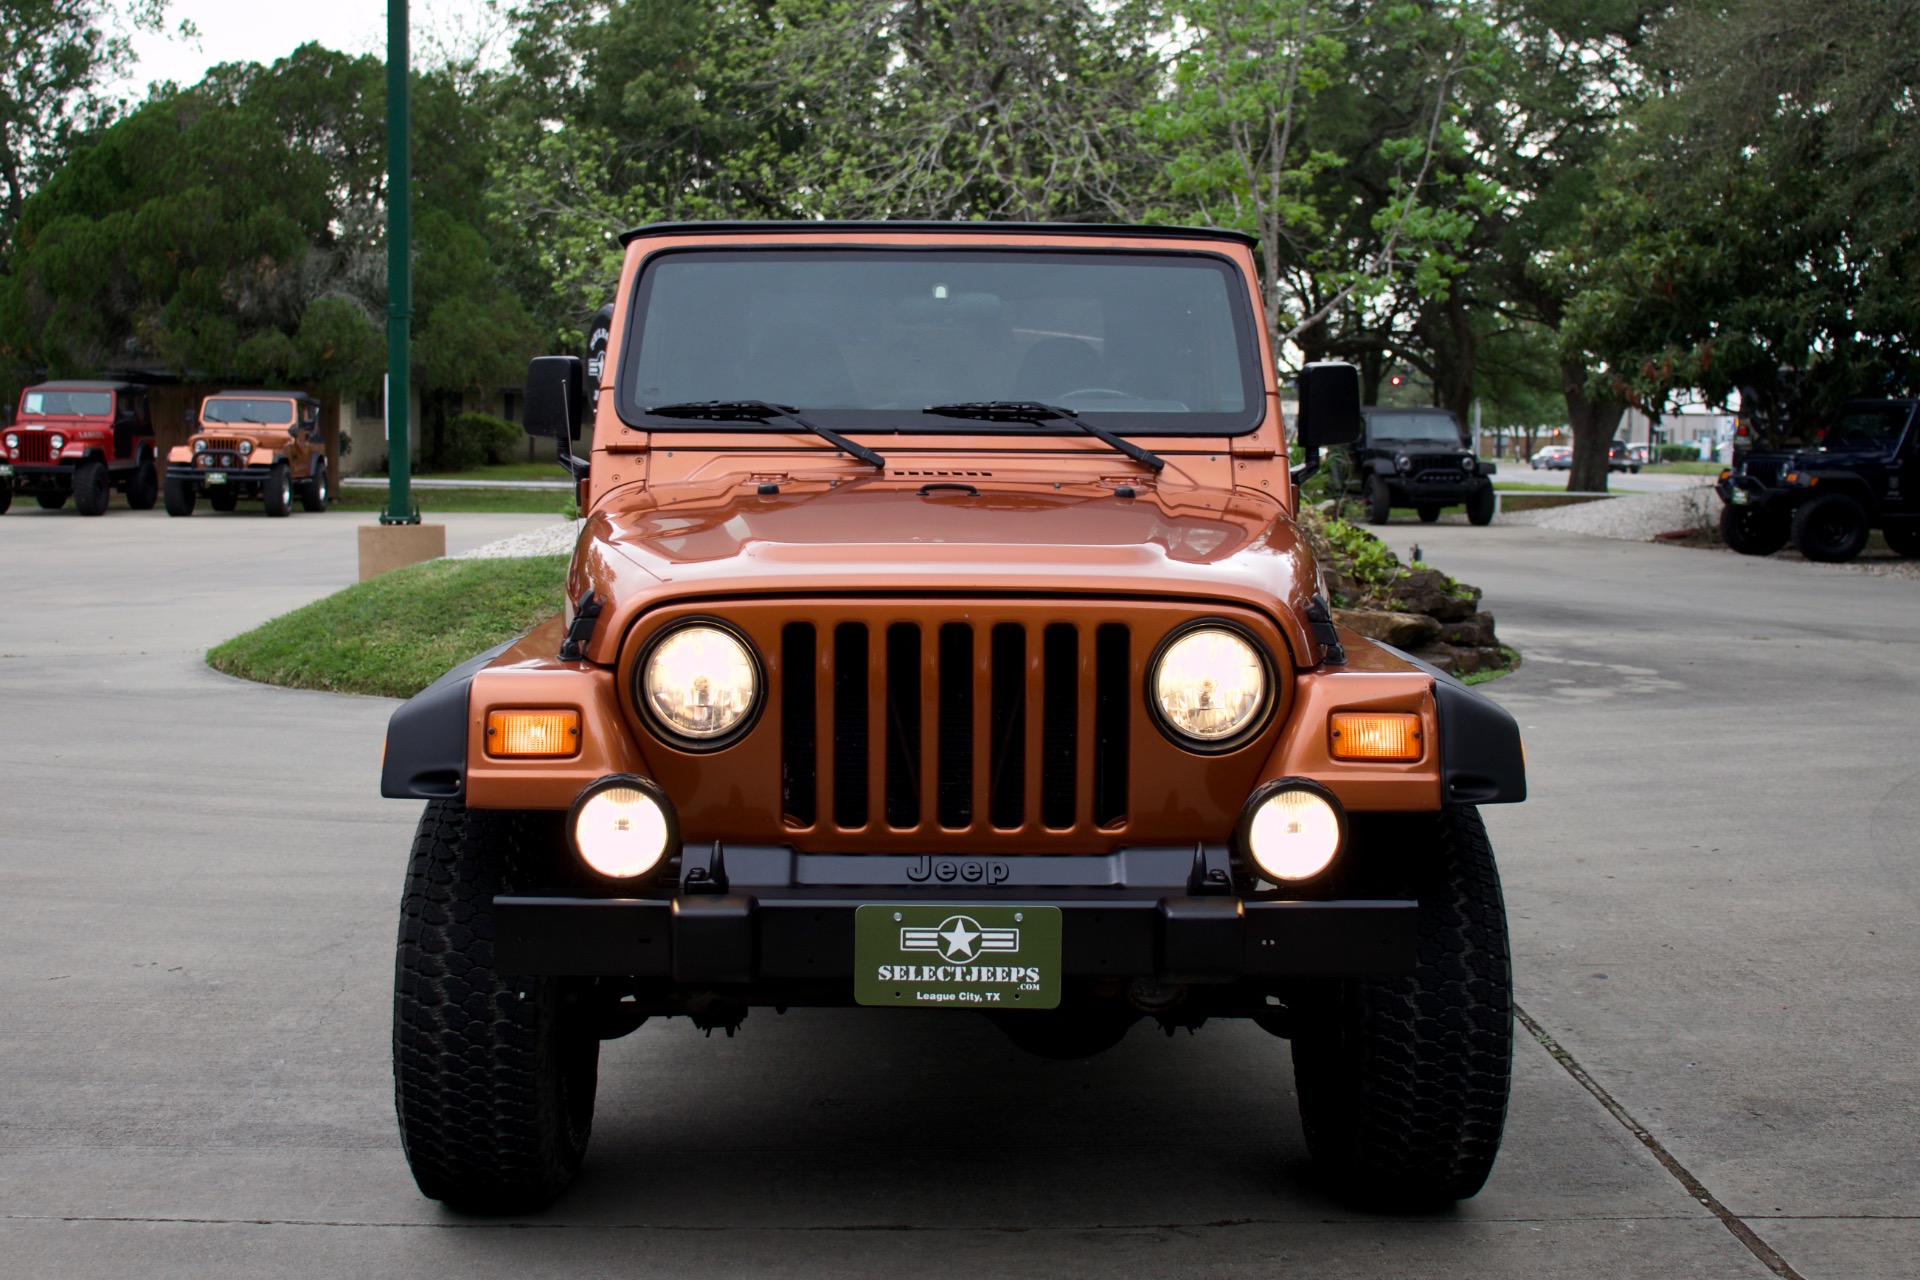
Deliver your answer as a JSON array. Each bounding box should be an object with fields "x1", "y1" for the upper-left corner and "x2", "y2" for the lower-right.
[
  {"x1": 164, "y1": 391, "x2": 331, "y2": 517},
  {"x1": 0, "y1": 381, "x2": 158, "y2": 515},
  {"x1": 380, "y1": 222, "x2": 1528, "y2": 1214}
]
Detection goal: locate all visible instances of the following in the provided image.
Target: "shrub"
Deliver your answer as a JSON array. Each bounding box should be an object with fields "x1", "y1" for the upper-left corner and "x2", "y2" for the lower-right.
[
  {"x1": 437, "y1": 413, "x2": 521, "y2": 471},
  {"x1": 1657, "y1": 442, "x2": 1701, "y2": 463}
]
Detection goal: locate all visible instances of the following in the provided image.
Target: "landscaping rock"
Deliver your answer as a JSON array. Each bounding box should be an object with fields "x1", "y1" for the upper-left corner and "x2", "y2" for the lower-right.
[
  {"x1": 1438, "y1": 611, "x2": 1499, "y2": 648},
  {"x1": 1332, "y1": 608, "x2": 1442, "y2": 650},
  {"x1": 1419, "y1": 643, "x2": 1508, "y2": 676},
  {"x1": 1386, "y1": 568, "x2": 1480, "y2": 621}
]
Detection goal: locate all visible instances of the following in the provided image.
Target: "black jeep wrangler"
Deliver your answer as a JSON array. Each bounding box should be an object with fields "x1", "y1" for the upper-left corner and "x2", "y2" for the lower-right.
[
  {"x1": 1331, "y1": 406, "x2": 1496, "y2": 525},
  {"x1": 1716, "y1": 399, "x2": 1920, "y2": 562}
]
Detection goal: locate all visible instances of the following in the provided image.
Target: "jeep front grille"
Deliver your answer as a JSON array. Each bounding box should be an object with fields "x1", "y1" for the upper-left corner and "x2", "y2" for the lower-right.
[
  {"x1": 624, "y1": 598, "x2": 1292, "y2": 854},
  {"x1": 778, "y1": 617, "x2": 1131, "y2": 837},
  {"x1": 14, "y1": 433, "x2": 52, "y2": 464}
]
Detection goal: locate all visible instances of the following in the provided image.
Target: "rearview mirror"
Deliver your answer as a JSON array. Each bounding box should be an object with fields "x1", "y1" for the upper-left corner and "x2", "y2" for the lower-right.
[{"x1": 1296, "y1": 361, "x2": 1363, "y2": 455}]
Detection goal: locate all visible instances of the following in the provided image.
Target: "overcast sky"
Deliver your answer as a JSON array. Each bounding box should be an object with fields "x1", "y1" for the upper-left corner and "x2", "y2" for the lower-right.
[{"x1": 115, "y1": 0, "x2": 509, "y2": 96}]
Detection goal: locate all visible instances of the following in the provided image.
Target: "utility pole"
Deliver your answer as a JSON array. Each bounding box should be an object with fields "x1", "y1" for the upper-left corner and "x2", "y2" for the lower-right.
[
  {"x1": 383, "y1": 0, "x2": 416, "y2": 525},
  {"x1": 359, "y1": 0, "x2": 444, "y2": 577}
]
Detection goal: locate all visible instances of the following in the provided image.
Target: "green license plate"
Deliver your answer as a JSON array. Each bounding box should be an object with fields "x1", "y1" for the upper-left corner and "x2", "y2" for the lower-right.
[
  {"x1": 1729, "y1": 488, "x2": 1747, "y2": 504},
  {"x1": 855, "y1": 904, "x2": 1061, "y2": 1010},
  {"x1": 0, "y1": 464, "x2": 11, "y2": 477},
  {"x1": 205, "y1": 472, "x2": 227, "y2": 484}
]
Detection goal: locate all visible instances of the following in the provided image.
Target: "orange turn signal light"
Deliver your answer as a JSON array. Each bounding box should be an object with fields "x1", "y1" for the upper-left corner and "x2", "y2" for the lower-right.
[
  {"x1": 1329, "y1": 712, "x2": 1423, "y2": 762},
  {"x1": 486, "y1": 709, "x2": 581, "y2": 758}
]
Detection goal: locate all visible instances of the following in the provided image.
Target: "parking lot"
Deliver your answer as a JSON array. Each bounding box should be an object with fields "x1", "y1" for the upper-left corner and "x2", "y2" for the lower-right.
[{"x1": 2, "y1": 506, "x2": 1914, "y2": 1278}]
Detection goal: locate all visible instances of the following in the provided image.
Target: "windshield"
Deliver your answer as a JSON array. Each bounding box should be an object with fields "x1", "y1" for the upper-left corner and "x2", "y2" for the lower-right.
[
  {"x1": 618, "y1": 248, "x2": 1262, "y2": 436},
  {"x1": 1367, "y1": 412, "x2": 1462, "y2": 446},
  {"x1": 22, "y1": 390, "x2": 111, "y2": 417},
  {"x1": 203, "y1": 398, "x2": 295, "y2": 425},
  {"x1": 1824, "y1": 404, "x2": 1911, "y2": 447}
]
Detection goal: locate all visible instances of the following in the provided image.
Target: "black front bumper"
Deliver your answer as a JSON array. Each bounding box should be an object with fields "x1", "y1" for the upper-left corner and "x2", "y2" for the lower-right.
[
  {"x1": 5, "y1": 463, "x2": 76, "y2": 490},
  {"x1": 167, "y1": 463, "x2": 274, "y2": 490},
  {"x1": 1388, "y1": 478, "x2": 1490, "y2": 504},
  {"x1": 493, "y1": 847, "x2": 1417, "y2": 983},
  {"x1": 1716, "y1": 475, "x2": 1793, "y2": 511}
]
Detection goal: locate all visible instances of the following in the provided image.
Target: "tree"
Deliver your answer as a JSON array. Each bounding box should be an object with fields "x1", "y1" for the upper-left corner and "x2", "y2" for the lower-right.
[
  {"x1": 1561, "y1": 0, "x2": 1920, "y2": 454},
  {"x1": 0, "y1": 0, "x2": 182, "y2": 260}
]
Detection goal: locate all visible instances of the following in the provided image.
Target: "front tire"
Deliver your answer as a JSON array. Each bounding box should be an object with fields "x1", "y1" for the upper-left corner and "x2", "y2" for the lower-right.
[
  {"x1": 209, "y1": 488, "x2": 238, "y2": 513},
  {"x1": 1466, "y1": 484, "x2": 1496, "y2": 526},
  {"x1": 1791, "y1": 492, "x2": 1869, "y2": 563},
  {"x1": 164, "y1": 475, "x2": 196, "y2": 516},
  {"x1": 300, "y1": 458, "x2": 329, "y2": 512},
  {"x1": 263, "y1": 462, "x2": 292, "y2": 517},
  {"x1": 0, "y1": 479, "x2": 11, "y2": 515},
  {"x1": 73, "y1": 461, "x2": 110, "y2": 516},
  {"x1": 1291, "y1": 806, "x2": 1512, "y2": 1210},
  {"x1": 1416, "y1": 504, "x2": 1440, "y2": 524},
  {"x1": 1719, "y1": 503, "x2": 1788, "y2": 556},
  {"x1": 1883, "y1": 524, "x2": 1920, "y2": 558},
  {"x1": 1365, "y1": 475, "x2": 1392, "y2": 525},
  {"x1": 35, "y1": 491, "x2": 67, "y2": 510},
  {"x1": 394, "y1": 801, "x2": 599, "y2": 1214}
]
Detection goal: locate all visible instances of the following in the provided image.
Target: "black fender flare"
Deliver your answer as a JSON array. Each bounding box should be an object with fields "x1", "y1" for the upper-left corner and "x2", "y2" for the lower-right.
[
  {"x1": 380, "y1": 640, "x2": 518, "y2": 800},
  {"x1": 1379, "y1": 643, "x2": 1527, "y2": 805}
]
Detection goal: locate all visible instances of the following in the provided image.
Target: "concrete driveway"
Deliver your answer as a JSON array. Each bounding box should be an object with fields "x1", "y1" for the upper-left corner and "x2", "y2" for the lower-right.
[{"x1": 1, "y1": 506, "x2": 1911, "y2": 1277}]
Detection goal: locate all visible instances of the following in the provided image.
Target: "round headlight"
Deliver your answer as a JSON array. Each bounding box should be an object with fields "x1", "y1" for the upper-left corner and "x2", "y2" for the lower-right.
[
  {"x1": 49, "y1": 433, "x2": 65, "y2": 451},
  {"x1": 1462, "y1": 454, "x2": 1477, "y2": 473},
  {"x1": 1238, "y1": 780, "x2": 1345, "y2": 882},
  {"x1": 1150, "y1": 624, "x2": 1271, "y2": 750},
  {"x1": 570, "y1": 775, "x2": 676, "y2": 879},
  {"x1": 1395, "y1": 451, "x2": 1412, "y2": 473},
  {"x1": 638, "y1": 622, "x2": 762, "y2": 748},
  {"x1": 192, "y1": 438, "x2": 207, "y2": 454},
  {"x1": 239, "y1": 440, "x2": 253, "y2": 457},
  {"x1": 3, "y1": 432, "x2": 16, "y2": 450}
]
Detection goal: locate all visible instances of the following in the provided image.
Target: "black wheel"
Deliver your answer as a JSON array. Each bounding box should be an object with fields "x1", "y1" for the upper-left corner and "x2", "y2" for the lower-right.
[
  {"x1": 394, "y1": 801, "x2": 599, "y2": 1213},
  {"x1": 1466, "y1": 484, "x2": 1496, "y2": 526},
  {"x1": 126, "y1": 454, "x2": 159, "y2": 510},
  {"x1": 163, "y1": 474, "x2": 196, "y2": 516},
  {"x1": 1883, "y1": 524, "x2": 1920, "y2": 559},
  {"x1": 1719, "y1": 503, "x2": 1787, "y2": 556},
  {"x1": 263, "y1": 462, "x2": 292, "y2": 517},
  {"x1": 300, "y1": 458, "x2": 329, "y2": 512},
  {"x1": 0, "y1": 479, "x2": 11, "y2": 515},
  {"x1": 1416, "y1": 504, "x2": 1441, "y2": 524},
  {"x1": 1791, "y1": 492, "x2": 1869, "y2": 563},
  {"x1": 209, "y1": 488, "x2": 238, "y2": 512},
  {"x1": 35, "y1": 491, "x2": 67, "y2": 510},
  {"x1": 1365, "y1": 475, "x2": 1392, "y2": 525},
  {"x1": 1291, "y1": 805, "x2": 1512, "y2": 1210},
  {"x1": 73, "y1": 461, "x2": 110, "y2": 516}
]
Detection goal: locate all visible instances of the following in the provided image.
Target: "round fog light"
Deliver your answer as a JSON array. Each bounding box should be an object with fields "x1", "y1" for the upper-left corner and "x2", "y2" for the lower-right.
[
  {"x1": 1238, "y1": 780, "x2": 1345, "y2": 882},
  {"x1": 570, "y1": 776, "x2": 677, "y2": 879}
]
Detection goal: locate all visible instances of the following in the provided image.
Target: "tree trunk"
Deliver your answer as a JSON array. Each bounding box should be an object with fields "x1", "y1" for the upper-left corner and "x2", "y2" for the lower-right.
[{"x1": 1563, "y1": 357, "x2": 1625, "y2": 492}]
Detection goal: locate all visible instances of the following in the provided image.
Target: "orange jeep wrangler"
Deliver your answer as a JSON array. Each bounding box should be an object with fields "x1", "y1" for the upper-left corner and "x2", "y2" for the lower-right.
[
  {"x1": 0, "y1": 381, "x2": 158, "y2": 515},
  {"x1": 380, "y1": 222, "x2": 1527, "y2": 1214},
  {"x1": 163, "y1": 390, "x2": 330, "y2": 517}
]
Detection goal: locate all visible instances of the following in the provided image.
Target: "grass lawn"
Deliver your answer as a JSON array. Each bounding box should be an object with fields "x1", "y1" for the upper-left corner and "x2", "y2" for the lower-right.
[
  {"x1": 411, "y1": 462, "x2": 569, "y2": 483},
  {"x1": 1492, "y1": 480, "x2": 1578, "y2": 492},
  {"x1": 330, "y1": 487, "x2": 574, "y2": 515},
  {"x1": 1642, "y1": 461, "x2": 1725, "y2": 475},
  {"x1": 208, "y1": 555, "x2": 570, "y2": 698}
]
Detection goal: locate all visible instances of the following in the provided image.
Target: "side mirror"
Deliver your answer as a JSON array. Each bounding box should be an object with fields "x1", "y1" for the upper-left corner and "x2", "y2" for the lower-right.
[
  {"x1": 1296, "y1": 361, "x2": 1363, "y2": 455},
  {"x1": 525, "y1": 355, "x2": 587, "y2": 477}
]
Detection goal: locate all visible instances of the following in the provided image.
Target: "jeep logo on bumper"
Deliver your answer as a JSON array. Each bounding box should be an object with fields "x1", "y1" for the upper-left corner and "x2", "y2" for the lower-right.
[{"x1": 905, "y1": 856, "x2": 1011, "y2": 885}]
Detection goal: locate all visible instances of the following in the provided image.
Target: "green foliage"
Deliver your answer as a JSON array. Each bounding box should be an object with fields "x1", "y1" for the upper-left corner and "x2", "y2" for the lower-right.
[
  {"x1": 435, "y1": 412, "x2": 522, "y2": 471},
  {"x1": 207, "y1": 553, "x2": 569, "y2": 697},
  {"x1": 1317, "y1": 513, "x2": 1403, "y2": 587},
  {"x1": 1656, "y1": 443, "x2": 1699, "y2": 463}
]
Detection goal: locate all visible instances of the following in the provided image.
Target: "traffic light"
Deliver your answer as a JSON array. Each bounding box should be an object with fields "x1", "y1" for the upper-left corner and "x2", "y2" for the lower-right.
[{"x1": 1389, "y1": 374, "x2": 1405, "y2": 388}]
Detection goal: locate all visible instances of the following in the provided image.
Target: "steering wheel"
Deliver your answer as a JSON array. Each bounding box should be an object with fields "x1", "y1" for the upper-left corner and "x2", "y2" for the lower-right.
[{"x1": 1054, "y1": 387, "x2": 1141, "y2": 402}]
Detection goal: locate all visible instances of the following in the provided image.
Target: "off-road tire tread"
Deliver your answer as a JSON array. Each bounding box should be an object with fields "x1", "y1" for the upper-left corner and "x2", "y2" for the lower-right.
[
  {"x1": 1790, "y1": 492, "x2": 1869, "y2": 563},
  {"x1": 1466, "y1": 484, "x2": 1496, "y2": 527},
  {"x1": 299, "y1": 458, "x2": 329, "y2": 512},
  {"x1": 73, "y1": 461, "x2": 110, "y2": 516},
  {"x1": 263, "y1": 462, "x2": 291, "y2": 517},
  {"x1": 393, "y1": 801, "x2": 596, "y2": 1213},
  {"x1": 1291, "y1": 804, "x2": 1512, "y2": 1210},
  {"x1": 163, "y1": 475, "x2": 194, "y2": 516},
  {"x1": 126, "y1": 453, "x2": 159, "y2": 510},
  {"x1": 1366, "y1": 475, "x2": 1392, "y2": 525}
]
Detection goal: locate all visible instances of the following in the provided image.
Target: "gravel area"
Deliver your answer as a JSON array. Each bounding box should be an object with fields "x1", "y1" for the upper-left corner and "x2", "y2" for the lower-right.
[
  {"x1": 449, "y1": 518, "x2": 583, "y2": 560},
  {"x1": 1500, "y1": 483, "x2": 1718, "y2": 540}
]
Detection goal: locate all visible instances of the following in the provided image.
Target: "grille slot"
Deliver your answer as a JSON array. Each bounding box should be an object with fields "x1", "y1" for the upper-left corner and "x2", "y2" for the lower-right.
[
  {"x1": 777, "y1": 613, "x2": 1135, "y2": 837},
  {"x1": 15, "y1": 434, "x2": 52, "y2": 464}
]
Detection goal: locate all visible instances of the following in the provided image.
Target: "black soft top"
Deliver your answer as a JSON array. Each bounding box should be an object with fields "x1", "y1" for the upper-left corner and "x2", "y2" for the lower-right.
[
  {"x1": 208, "y1": 389, "x2": 318, "y2": 404},
  {"x1": 619, "y1": 220, "x2": 1258, "y2": 250},
  {"x1": 27, "y1": 380, "x2": 142, "y2": 393}
]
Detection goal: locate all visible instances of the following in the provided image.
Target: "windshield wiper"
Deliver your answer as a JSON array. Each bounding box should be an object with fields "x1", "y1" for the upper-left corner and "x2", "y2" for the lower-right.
[
  {"x1": 642, "y1": 400, "x2": 886, "y2": 469},
  {"x1": 923, "y1": 401, "x2": 1165, "y2": 472}
]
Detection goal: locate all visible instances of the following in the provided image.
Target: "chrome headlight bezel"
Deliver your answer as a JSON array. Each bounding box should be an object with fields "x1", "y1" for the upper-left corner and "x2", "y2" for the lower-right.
[
  {"x1": 1145, "y1": 619, "x2": 1277, "y2": 755},
  {"x1": 192, "y1": 438, "x2": 208, "y2": 454},
  {"x1": 48, "y1": 433, "x2": 65, "y2": 451},
  {"x1": 3, "y1": 432, "x2": 16, "y2": 451},
  {"x1": 632, "y1": 619, "x2": 765, "y2": 752},
  {"x1": 238, "y1": 440, "x2": 254, "y2": 457}
]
